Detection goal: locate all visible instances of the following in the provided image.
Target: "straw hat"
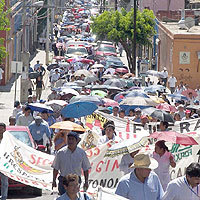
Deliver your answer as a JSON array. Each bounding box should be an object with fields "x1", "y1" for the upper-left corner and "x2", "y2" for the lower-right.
[{"x1": 130, "y1": 153, "x2": 158, "y2": 170}]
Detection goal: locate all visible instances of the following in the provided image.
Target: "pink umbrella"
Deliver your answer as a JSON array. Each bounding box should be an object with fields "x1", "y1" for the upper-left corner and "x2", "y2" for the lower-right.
[
  {"x1": 182, "y1": 89, "x2": 198, "y2": 98},
  {"x1": 103, "y1": 98, "x2": 119, "y2": 107},
  {"x1": 53, "y1": 56, "x2": 65, "y2": 60},
  {"x1": 156, "y1": 103, "x2": 177, "y2": 112},
  {"x1": 115, "y1": 68, "x2": 128, "y2": 74},
  {"x1": 150, "y1": 131, "x2": 198, "y2": 146}
]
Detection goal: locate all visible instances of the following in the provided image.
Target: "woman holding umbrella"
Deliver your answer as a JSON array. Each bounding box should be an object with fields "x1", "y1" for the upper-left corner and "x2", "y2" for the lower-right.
[{"x1": 153, "y1": 140, "x2": 176, "y2": 191}]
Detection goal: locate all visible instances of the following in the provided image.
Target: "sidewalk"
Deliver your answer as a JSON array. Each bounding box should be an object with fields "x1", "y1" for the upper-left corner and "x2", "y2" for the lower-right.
[{"x1": 0, "y1": 50, "x2": 51, "y2": 125}]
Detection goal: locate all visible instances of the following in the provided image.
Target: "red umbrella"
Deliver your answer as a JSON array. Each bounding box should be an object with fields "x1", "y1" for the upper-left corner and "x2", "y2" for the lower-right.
[
  {"x1": 115, "y1": 68, "x2": 128, "y2": 74},
  {"x1": 66, "y1": 25, "x2": 75, "y2": 29},
  {"x1": 156, "y1": 103, "x2": 177, "y2": 112},
  {"x1": 103, "y1": 98, "x2": 119, "y2": 107},
  {"x1": 78, "y1": 8, "x2": 84, "y2": 12},
  {"x1": 53, "y1": 56, "x2": 65, "y2": 60},
  {"x1": 182, "y1": 89, "x2": 198, "y2": 98},
  {"x1": 150, "y1": 131, "x2": 198, "y2": 146},
  {"x1": 80, "y1": 58, "x2": 95, "y2": 65}
]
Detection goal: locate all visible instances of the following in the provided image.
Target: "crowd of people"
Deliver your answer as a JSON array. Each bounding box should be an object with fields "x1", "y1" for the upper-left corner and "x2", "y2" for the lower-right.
[{"x1": 1, "y1": 1, "x2": 200, "y2": 200}]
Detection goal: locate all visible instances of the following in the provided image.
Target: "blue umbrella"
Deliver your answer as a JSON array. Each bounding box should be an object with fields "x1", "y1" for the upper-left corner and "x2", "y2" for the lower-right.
[
  {"x1": 61, "y1": 101, "x2": 98, "y2": 118},
  {"x1": 125, "y1": 91, "x2": 149, "y2": 98},
  {"x1": 28, "y1": 103, "x2": 54, "y2": 113},
  {"x1": 168, "y1": 93, "x2": 188, "y2": 101},
  {"x1": 144, "y1": 85, "x2": 165, "y2": 92}
]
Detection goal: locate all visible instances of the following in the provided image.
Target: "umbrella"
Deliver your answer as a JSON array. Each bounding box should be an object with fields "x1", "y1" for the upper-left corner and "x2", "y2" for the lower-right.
[
  {"x1": 69, "y1": 95, "x2": 104, "y2": 105},
  {"x1": 59, "y1": 88, "x2": 79, "y2": 96},
  {"x1": 28, "y1": 103, "x2": 54, "y2": 113},
  {"x1": 122, "y1": 73, "x2": 134, "y2": 79},
  {"x1": 97, "y1": 106, "x2": 112, "y2": 114},
  {"x1": 101, "y1": 74, "x2": 115, "y2": 79},
  {"x1": 144, "y1": 85, "x2": 165, "y2": 92},
  {"x1": 61, "y1": 101, "x2": 98, "y2": 118},
  {"x1": 45, "y1": 100, "x2": 67, "y2": 107},
  {"x1": 168, "y1": 93, "x2": 188, "y2": 101},
  {"x1": 186, "y1": 105, "x2": 200, "y2": 110},
  {"x1": 120, "y1": 97, "x2": 157, "y2": 107},
  {"x1": 142, "y1": 107, "x2": 174, "y2": 123},
  {"x1": 91, "y1": 64, "x2": 104, "y2": 69},
  {"x1": 102, "y1": 98, "x2": 119, "y2": 107},
  {"x1": 156, "y1": 103, "x2": 177, "y2": 112},
  {"x1": 149, "y1": 96, "x2": 165, "y2": 104},
  {"x1": 146, "y1": 70, "x2": 165, "y2": 78},
  {"x1": 74, "y1": 70, "x2": 92, "y2": 77},
  {"x1": 84, "y1": 75, "x2": 98, "y2": 84},
  {"x1": 125, "y1": 91, "x2": 149, "y2": 98},
  {"x1": 115, "y1": 68, "x2": 129, "y2": 74},
  {"x1": 104, "y1": 132, "x2": 149, "y2": 157},
  {"x1": 50, "y1": 121, "x2": 85, "y2": 132},
  {"x1": 91, "y1": 90, "x2": 107, "y2": 98},
  {"x1": 150, "y1": 131, "x2": 198, "y2": 146},
  {"x1": 120, "y1": 97, "x2": 157, "y2": 113},
  {"x1": 104, "y1": 78, "x2": 126, "y2": 88},
  {"x1": 182, "y1": 89, "x2": 198, "y2": 98},
  {"x1": 53, "y1": 56, "x2": 65, "y2": 60},
  {"x1": 114, "y1": 92, "x2": 128, "y2": 102},
  {"x1": 74, "y1": 80, "x2": 87, "y2": 87}
]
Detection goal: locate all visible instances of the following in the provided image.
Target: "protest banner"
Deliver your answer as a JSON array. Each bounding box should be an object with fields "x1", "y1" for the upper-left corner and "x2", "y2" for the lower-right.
[
  {"x1": 0, "y1": 131, "x2": 54, "y2": 191},
  {"x1": 86, "y1": 142, "x2": 123, "y2": 192}
]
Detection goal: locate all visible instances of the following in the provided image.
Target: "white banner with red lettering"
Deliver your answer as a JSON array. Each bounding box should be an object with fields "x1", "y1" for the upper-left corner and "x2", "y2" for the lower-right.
[{"x1": 0, "y1": 131, "x2": 54, "y2": 191}]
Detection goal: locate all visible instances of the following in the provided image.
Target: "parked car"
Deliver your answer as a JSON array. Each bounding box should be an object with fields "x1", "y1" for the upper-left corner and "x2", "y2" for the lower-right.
[{"x1": 0, "y1": 126, "x2": 42, "y2": 196}]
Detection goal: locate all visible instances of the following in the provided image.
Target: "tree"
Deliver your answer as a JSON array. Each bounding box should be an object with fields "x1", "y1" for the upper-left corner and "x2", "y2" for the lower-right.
[
  {"x1": 0, "y1": 0, "x2": 10, "y2": 64},
  {"x1": 91, "y1": 8, "x2": 156, "y2": 73}
]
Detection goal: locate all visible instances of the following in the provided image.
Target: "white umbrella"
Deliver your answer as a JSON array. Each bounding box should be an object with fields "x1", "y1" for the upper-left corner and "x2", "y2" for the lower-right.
[
  {"x1": 46, "y1": 100, "x2": 67, "y2": 107},
  {"x1": 74, "y1": 69, "x2": 92, "y2": 77},
  {"x1": 59, "y1": 88, "x2": 79, "y2": 96},
  {"x1": 91, "y1": 64, "x2": 104, "y2": 69}
]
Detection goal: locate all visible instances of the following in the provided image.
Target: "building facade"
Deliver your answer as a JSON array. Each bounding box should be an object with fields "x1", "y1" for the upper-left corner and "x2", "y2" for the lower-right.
[{"x1": 157, "y1": 21, "x2": 200, "y2": 89}]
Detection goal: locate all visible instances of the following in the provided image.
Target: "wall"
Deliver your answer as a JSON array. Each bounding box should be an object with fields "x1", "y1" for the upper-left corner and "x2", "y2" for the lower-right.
[
  {"x1": 139, "y1": 0, "x2": 185, "y2": 13},
  {"x1": 172, "y1": 36, "x2": 200, "y2": 89}
]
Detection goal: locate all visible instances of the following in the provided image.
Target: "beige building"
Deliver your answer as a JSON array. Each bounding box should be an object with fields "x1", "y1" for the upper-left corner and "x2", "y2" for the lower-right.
[{"x1": 157, "y1": 21, "x2": 200, "y2": 89}]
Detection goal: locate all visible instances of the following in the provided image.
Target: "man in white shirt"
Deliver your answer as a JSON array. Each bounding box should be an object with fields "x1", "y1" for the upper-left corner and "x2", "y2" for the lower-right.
[
  {"x1": 162, "y1": 162, "x2": 200, "y2": 200},
  {"x1": 168, "y1": 73, "x2": 177, "y2": 94},
  {"x1": 0, "y1": 67, "x2": 4, "y2": 85},
  {"x1": 50, "y1": 69, "x2": 60, "y2": 87},
  {"x1": 161, "y1": 67, "x2": 168, "y2": 87}
]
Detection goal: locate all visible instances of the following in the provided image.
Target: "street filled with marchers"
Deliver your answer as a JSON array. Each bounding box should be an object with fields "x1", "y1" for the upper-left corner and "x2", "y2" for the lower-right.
[{"x1": 1, "y1": 0, "x2": 200, "y2": 200}]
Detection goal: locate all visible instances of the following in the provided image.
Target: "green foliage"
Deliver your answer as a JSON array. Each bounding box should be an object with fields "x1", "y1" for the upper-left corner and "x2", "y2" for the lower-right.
[
  {"x1": 91, "y1": 8, "x2": 156, "y2": 71},
  {"x1": 0, "y1": 0, "x2": 10, "y2": 64}
]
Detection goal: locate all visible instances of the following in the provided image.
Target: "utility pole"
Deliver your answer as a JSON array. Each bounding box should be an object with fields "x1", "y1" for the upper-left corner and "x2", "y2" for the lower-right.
[
  {"x1": 115, "y1": 0, "x2": 118, "y2": 11},
  {"x1": 46, "y1": 0, "x2": 50, "y2": 65},
  {"x1": 132, "y1": 0, "x2": 137, "y2": 74}
]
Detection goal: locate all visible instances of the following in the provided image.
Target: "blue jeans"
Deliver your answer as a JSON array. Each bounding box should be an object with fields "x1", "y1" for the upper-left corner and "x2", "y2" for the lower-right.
[{"x1": 0, "y1": 172, "x2": 8, "y2": 200}]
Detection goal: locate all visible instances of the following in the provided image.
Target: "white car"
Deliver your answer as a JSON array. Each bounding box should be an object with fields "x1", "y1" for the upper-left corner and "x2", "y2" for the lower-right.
[{"x1": 65, "y1": 46, "x2": 88, "y2": 58}]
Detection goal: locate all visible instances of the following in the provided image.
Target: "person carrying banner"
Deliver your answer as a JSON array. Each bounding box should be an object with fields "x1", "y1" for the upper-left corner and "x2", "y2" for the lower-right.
[
  {"x1": 97, "y1": 124, "x2": 122, "y2": 145},
  {"x1": 52, "y1": 132, "x2": 91, "y2": 195},
  {"x1": 153, "y1": 140, "x2": 176, "y2": 191},
  {"x1": 162, "y1": 162, "x2": 200, "y2": 200},
  {"x1": 0, "y1": 123, "x2": 8, "y2": 200},
  {"x1": 115, "y1": 153, "x2": 164, "y2": 200},
  {"x1": 56, "y1": 174, "x2": 91, "y2": 200}
]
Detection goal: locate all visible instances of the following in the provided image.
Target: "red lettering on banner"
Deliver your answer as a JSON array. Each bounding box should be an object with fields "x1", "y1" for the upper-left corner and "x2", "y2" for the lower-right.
[
  {"x1": 40, "y1": 182, "x2": 48, "y2": 187},
  {"x1": 111, "y1": 160, "x2": 119, "y2": 172},
  {"x1": 133, "y1": 134, "x2": 136, "y2": 138},
  {"x1": 105, "y1": 160, "x2": 110, "y2": 172},
  {"x1": 106, "y1": 142, "x2": 112, "y2": 148},
  {"x1": 29, "y1": 154, "x2": 36, "y2": 164},
  {"x1": 119, "y1": 132, "x2": 122, "y2": 139},
  {"x1": 31, "y1": 181, "x2": 39, "y2": 185},
  {"x1": 126, "y1": 133, "x2": 130, "y2": 139},
  {"x1": 94, "y1": 120, "x2": 101, "y2": 128},
  {"x1": 126, "y1": 120, "x2": 130, "y2": 132},
  {"x1": 86, "y1": 149, "x2": 93, "y2": 158},
  {"x1": 96, "y1": 161, "x2": 104, "y2": 172},
  {"x1": 36, "y1": 157, "x2": 43, "y2": 165},
  {"x1": 94, "y1": 147, "x2": 100, "y2": 156}
]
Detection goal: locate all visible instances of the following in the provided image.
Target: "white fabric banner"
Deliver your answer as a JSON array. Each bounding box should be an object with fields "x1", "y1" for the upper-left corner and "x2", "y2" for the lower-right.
[{"x1": 0, "y1": 131, "x2": 54, "y2": 191}]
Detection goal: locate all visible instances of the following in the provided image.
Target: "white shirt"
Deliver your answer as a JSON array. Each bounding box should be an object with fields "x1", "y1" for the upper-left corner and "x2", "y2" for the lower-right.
[
  {"x1": 162, "y1": 176, "x2": 200, "y2": 200},
  {"x1": 119, "y1": 154, "x2": 134, "y2": 175},
  {"x1": 0, "y1": 68, "x2": 4, "y2": 80},
  {"x1": 153, "y1": 151, "x2": 174, "y2": 191},
  {"x1": 97, "y1": 134, "x2": 122, "y2": 145},
  {"x1": 51, "y1": 73, "x2": 60, "y2": 82},
  {"x1": 104, "y1": 68, "x2": 115, "y2": 75},
  {"x1": 161, "y1": 70, "x2": 168, "y2": 79},
  {"x1": 168, "y1": 77, "x2": 177, "y2": 88}
]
